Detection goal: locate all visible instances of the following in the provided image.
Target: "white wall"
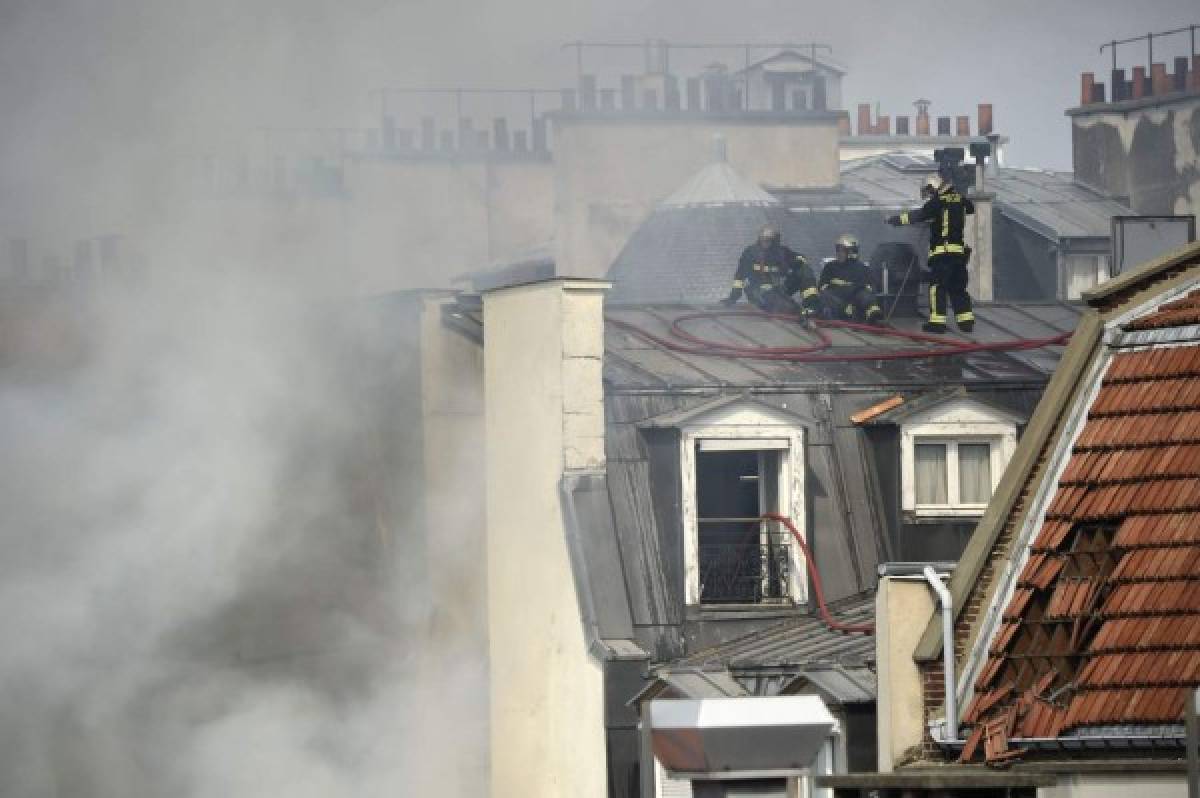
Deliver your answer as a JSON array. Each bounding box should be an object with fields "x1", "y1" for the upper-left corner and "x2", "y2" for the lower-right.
[
  {"x1": 876, "y1": 577, "x2": 936, "y2": 771},
  {"x1": 1039, "y1": 772, "x2": 1186, "y2": 798},
  {"x1": 483, "y1": 277, "x2": 609, "y2": 798}
]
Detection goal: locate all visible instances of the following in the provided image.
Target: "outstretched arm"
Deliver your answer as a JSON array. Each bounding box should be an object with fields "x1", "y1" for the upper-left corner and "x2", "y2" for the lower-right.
[{"x1": 888, "y1": 196, "x2": 938, "y2": 226}]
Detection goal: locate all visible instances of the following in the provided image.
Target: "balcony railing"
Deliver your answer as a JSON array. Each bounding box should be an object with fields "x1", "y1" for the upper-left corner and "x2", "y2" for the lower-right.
[{"x1": 698, "y1": 538, "x2": 791, "y2": 604}]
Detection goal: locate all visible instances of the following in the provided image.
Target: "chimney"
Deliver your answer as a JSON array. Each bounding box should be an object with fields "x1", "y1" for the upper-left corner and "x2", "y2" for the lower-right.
[
  {"x1": 579, "y1": 74, "x2": 597, "y2": 110},
  {"x1": 955, "y1": 116, "x2": 970, "y2": 136},
  {"x1": 664, "y1": 75, "x2": 681, "y2": 110},
  {"x1": 1174, "y1": 57, "x2": 1190, "y2": 92},
  {"x1": 1131, "y1": 66, "x2": 1147, "y2": 99},
  {"x1": 1081, "y1": 72, "x2": 1096, "y2": 105},
  {"x1": 857, "y1": 103, "x2": 871, "y2": 135},
  {"x1": 493, "y1": 118, "x2": 510, "y2": 151},
  {"x1": 482, "y1": 277, "x2": 611, "y2": 797},
  {"x1": 896, "y1": 116, "x2": 910, "y2": 135},
  {"x1": 1111, "y1": 68, "x2": 1127, "y2": 101},
  {"x1": 837, "y1": 115, "x2": 851, "y2": 135},
  {"x1": 914, "y1": 99, "x2": 931, "y2": 135},
  {"x1": 875, "y1": 574, "x2": 937, "y2": 772},
  {"x1": 513, "y1": 130, "x2": 528, "y2": 152},
  {"x1": 977, "y1": 104, "x2": 993, "y2": 136},
  {"x1": 620, "y1": 75, "x2": 636, "y2": 110},
  {"x1": 642, "y1": 88, "x2": 659, "y2": 111},
  {"x1": 532, "y1": 118, "x2": 548, "y2": 152},
  {"x1": 1151, "y1": 63, "x2": 1169, "y2": 96},
  {"x1": 967, "y1": 163, "x2": 995, "y2": 301},
  {"x1": 936, "y1": 116, "x2": 951, "y2": 135},
  {"x1": 686, "y1": 77, "x2": 701, "y2": 110},
  {"x1": 877, "y1": 115, "x2": 891, "y2": 135},
  {"x1": 458, "y1": 117, "x2": 475, "y2": 152},
  {"x1": 1193, "y1": 55, "x2": 1200, "y2": 91}
]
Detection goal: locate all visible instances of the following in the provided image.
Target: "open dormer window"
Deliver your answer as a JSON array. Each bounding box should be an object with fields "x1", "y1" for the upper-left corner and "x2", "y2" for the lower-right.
[{"x1": 646, "y1": 395, "x2": 809, "y2": 608}]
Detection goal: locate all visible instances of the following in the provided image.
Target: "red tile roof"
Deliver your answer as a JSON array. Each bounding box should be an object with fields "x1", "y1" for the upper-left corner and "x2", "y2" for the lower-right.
[
  {"x1": 1124, "y1": 288, "x2": 1200, "y2": 331},
  {"x1": 961, "y1": 337, "x2": 1200, "y2": 763}
]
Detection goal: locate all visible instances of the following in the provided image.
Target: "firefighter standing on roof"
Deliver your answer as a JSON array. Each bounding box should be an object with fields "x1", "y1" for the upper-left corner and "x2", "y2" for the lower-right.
[
  {"x1": 888, "y1": 175, "x2": 975, "y2": 333},
  {"x1": 722, "y1": 225, "x2": 819, "y2": 316},
  {"x1": 817, "y1": 234, "x2": 884, "y2": 326}
]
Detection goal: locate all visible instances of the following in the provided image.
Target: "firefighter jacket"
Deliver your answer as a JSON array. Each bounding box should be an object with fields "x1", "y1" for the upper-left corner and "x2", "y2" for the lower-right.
[
  {"x1": 818, "y1": 256, "x2": 873, "y2": 299},
  {"x1": 730, "y1": 244, "x2": 817, "y2": 303},
  {"x1": 895, "y1": 187, "x2": 975, "y2": 258}
]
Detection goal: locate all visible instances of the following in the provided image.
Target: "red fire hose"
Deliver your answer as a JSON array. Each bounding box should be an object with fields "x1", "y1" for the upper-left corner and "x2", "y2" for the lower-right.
[
  {"x1": 607, "y1": 309, "x2": 1071, "y2": 362},
  {"x1": 762, "y1": 513, "x2": 875, "y2": 635}
]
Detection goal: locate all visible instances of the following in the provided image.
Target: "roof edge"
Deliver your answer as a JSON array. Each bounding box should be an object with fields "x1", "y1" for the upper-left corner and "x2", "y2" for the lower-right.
[{"x1": 1082, "y1": 239, "x2": 1200, "y2": 307}]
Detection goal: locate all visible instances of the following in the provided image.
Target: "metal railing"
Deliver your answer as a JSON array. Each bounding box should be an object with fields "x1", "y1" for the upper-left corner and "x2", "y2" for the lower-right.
[{"x1": 698, "y1": 536, "x2": 791, "y2": 604}]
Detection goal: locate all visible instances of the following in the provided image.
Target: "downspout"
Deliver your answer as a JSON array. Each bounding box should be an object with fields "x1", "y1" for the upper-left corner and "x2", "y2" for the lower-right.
[{"x1": 923, "y1": 566, "x2": 958, "y2": 742}]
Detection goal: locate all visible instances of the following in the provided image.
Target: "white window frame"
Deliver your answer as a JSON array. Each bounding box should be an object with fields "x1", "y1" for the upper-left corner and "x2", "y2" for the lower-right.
[
  {"x1": 681, "y1": 417, "x2": 807, "y2": 607},
  {"x1": 899, "y1": 398, "x2": 1018, "y2": 519}
]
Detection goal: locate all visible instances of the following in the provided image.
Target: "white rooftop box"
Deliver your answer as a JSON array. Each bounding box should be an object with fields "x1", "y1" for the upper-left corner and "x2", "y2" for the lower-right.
[{"x1": 650, "y1": 695, "x2": 836, "y2": 776}]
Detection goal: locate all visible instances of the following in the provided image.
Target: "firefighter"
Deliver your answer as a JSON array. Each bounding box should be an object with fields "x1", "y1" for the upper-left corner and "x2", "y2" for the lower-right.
[
  {"x1": 817, "y1": 234, "x2": 884, "y2": 325},
  {"x1": 721, "y1": 225, "x2": 819, "y2": 316},
  {"x1": 888, "y1": 175, "x2": 975, "y2": 333}
]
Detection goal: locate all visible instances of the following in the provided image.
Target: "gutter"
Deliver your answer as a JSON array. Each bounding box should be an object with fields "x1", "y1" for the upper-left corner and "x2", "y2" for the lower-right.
[{"x1": 924, "y1": 566, "x2": 958, "y2": 743}]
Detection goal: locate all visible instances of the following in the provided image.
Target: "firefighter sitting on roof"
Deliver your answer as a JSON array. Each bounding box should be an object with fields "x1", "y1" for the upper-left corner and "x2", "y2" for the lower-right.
[
  {"x1": 721, "y1": 225, "x2": 819, "y2": 316},
  {"x1": 888, "y1": 175, "x2": 975, "y2": 334},
  {"x1": 817, "y1": 234, "x2": 884, "y2": 326}
]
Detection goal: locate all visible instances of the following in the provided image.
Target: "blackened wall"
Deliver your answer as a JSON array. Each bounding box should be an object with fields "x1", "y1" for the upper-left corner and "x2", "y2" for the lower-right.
[{"x1": 1071, "y1": 95, "x2": 1200, "y2": 219}]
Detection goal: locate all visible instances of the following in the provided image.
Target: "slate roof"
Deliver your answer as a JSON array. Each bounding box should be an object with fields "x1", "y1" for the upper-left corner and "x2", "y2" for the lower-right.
[
  {"x1": 607, "y1": 153, "x2": 1129, "y2": 306},
  {"x1": 957, "y1": 254, "x2": 1200, "y2": 764}
]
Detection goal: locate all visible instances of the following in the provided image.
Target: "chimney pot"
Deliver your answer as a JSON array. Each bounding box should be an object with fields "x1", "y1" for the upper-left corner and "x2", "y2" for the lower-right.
[
  {"x1": 1151, "y1": 63, "x2": 1169, "y2": 96},
  {"x1": 896, "y1": 116, "x2": 910, "y2": 135},
  {"x1": 1110, "y1": 69, "x2": 1127, "y2": 101},
  {"x1": 977, "y1": 104, "x2": 993, "y2": 135},
  {"x1": 579, "y1": 74, "x2": 597, "y2": 110},
  {"x1": 1081, "y1": 72, "x2": 1096, "y2": 105},
  {"x1": 937, "y1": 116, "x2": 951, "y2": 136},
  {"x1": 1192, "y1": 55, "x2": 1200, "y2": 91},
  {"x1": 1131, "y1": 66, "x2": 1147, "y2": 99},
  {"x1": 877, "y1": 115, "x2": 891, "y2": 135},
  {"x1": 956, "y1": 115, "x2": 970, "y2": 136},
  {"x1": 1173, "y1": 57, "x2": 1189, "y2": 92},
  {"x1": 857, "y1": 103, "x2": 872, "y2": 135}
]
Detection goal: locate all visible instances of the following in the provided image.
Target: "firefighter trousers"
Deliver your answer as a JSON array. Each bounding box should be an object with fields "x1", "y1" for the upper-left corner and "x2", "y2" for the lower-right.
[
  {"x1": 818, "y1": 285, "x2": 882, "y2": 322},
  {"x1": 927, "y1": 254, "x2": 974, "y2": 329}
]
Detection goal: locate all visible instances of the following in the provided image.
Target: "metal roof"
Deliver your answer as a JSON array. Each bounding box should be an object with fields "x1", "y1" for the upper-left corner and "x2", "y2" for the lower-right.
[
  {"x1": 604, "y1": 302, "x2": 1082, "y2": 390},
  {"x1": 660, "y1": 160, "x2": 779, "y2": 208},
  {"x1": 673, "y1": 592, "x2": 876, "y2": 670}
]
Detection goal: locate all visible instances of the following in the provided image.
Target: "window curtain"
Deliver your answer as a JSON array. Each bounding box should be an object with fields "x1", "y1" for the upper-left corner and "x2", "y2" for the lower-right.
[
  {"x1": 959, "y1": 443, "x2": 993, "y2": 504},
  {"x1": 914, "y1": 443, "x2": 947, "y2": 504}
]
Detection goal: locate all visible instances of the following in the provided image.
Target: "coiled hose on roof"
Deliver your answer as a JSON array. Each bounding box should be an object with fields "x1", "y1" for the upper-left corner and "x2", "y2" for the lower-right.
[{"x1": 606, "y1": 309, "x2": 1071, "y2": 362}]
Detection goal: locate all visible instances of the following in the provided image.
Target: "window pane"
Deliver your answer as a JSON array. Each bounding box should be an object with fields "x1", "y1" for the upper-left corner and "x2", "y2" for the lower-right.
[
  {"x1": 959, "y1": 443, "x2": 993, "y2": 504},
  {"x1": 914, "y1": 443, "x2": 947, "y2": 505}
]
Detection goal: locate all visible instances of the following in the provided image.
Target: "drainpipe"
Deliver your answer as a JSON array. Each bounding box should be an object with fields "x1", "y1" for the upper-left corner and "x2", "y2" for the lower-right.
[{"x1": 923, "y1": 566, "x2": 958, "y2": 742}]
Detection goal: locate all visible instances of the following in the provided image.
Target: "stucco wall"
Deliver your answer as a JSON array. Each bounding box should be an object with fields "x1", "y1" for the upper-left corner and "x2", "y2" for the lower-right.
[
  {"x1": 876, "y1": 577, "x2": 936, "y2": 771},
  {"x1": 482, "y1": 278, "x2": 609, "y2": 797},
  {"x1": 1071, "y1": 94, "x2": 1200, "y2": 220},
  {"x1": 1038, "y1": 772, "x2": 1186, "y2": 798},
  {"x1": 553, "y1": 115, "x2": 841, "y2": 277}
]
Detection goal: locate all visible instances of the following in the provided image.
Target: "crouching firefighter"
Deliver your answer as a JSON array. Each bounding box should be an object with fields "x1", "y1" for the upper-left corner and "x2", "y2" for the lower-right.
[
  {"x1": 817, "y1": 234, "x2": 884, "y2": 325},
  {"x1": 721, "y1": 225, "x2": 819, "y2": 316},
  {"x1": 888, "y1": 175, "x2": 975, "y2": 333}
]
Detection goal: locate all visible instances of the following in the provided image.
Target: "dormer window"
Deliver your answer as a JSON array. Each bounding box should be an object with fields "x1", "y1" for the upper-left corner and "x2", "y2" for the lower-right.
[
  {"x1": 897, "y1": 397, "x2": 1019, "y2": 519},
  {"x1": 646, "y1": 396, "x2": 810, "y2": 608}
]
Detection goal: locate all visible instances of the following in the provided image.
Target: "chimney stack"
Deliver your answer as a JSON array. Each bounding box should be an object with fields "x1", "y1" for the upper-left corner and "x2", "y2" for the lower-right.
[
  {"x1": 1081, "y1": 72, "x2": 1096, "y2": 105},
  {"x1": 896, "y1": 116, "x2": 910, "y2": 135},
  {"x1": 955, "y1": 116, "x2": 970, "y2": 136},
  {"x1": 936, "y1": 116, "x2": 951, "y2": 135},
  {"x1": 914, "y1": 99, "x2": 931, "y2": 135},
  {"x1": 1131, "y1": 66, "x2": 1147, "y2": 99},
  {"x1": 1151, "y1": 63, "x2": 1169, "y2": 95},
  {"x1": 579, "y1": 74, "x2": 597, "y2": 110},
  {"x1": 857, "y1": 103, "x2": 871, "y2": 135},
  {"x1": 977, "y1": 104, "x2": 993, "y2": 136}
]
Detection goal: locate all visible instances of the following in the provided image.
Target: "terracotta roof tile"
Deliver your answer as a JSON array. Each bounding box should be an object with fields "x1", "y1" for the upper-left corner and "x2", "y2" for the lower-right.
[{"x1": 1125, "y1": 289, "x2": 1200, "y2": 330}]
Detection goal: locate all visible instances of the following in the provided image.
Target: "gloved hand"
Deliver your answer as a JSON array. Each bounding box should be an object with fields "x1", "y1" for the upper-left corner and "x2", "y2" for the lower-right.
[
  {"x1": 720, "y1": 294, "x2": 739, "y2": 307},
  {"x1": 886, "y1": 215, "x2": 902, "y2": 226}
]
